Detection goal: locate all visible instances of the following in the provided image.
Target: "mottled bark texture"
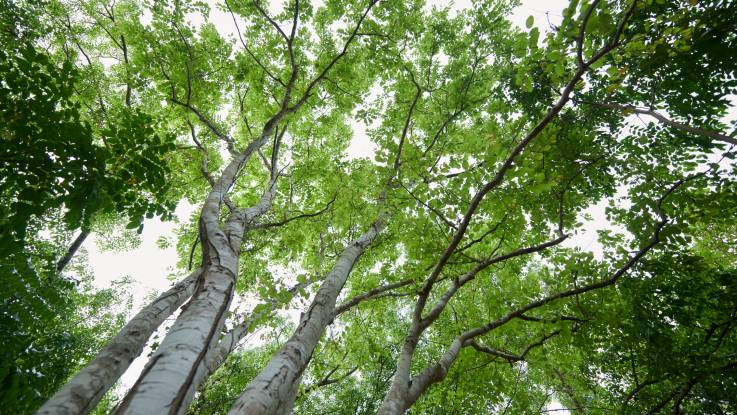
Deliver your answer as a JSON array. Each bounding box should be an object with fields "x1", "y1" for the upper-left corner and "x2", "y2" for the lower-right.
[
  {"x1": 228, "y1": 219, "x2": 385, "y2": 415},
  {"x1": 195, "y1": 279, "x2": 312, "y2": 395},
  {"x1": 113, "y1": 143, "x2": 277, "y2": 415},
  {"x1": 36, "y1": 268, "x2": 201, "y2": 415}
]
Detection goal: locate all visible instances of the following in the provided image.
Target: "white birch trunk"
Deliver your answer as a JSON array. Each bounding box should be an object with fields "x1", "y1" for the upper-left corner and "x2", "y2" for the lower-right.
[
  {"x1": 113, "y1": 158, "x2": 276, "y2": 415},
  {"x1": 376, "y1": 330, "x2": 420, "y2": 415},
  {"x1": 195, "y1": 278, "x2": 312, "y2": 394},
  {"x1": 112, "y1": 239, "x2": 241, "y2": 415},
  {"x1": 227, "y1": 219, "x2": 385, "y2": 415},
  {"x1": 377, "y1": 337, "x2": 463, "y2": 415},
  {"x1": 36, "y1": 268, "x2": 201, "y2": 415}
]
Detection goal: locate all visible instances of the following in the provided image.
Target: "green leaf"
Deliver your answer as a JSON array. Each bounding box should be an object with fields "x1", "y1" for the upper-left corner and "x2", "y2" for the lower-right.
[{"x1": 525, "y1": 15, "x2": 534, "y2": 29}]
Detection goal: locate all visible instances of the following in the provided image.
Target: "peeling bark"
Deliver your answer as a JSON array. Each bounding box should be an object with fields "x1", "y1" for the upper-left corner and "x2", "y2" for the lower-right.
[
  {"x1": 192, "y1": 278, "x2": 313, "y2": 396},
  {"x1": 113, "y1": 259, "x2": 238, "y2": 415},
  {"x1": 36, "y1": 268, "x2": 201, "y2": 415}
]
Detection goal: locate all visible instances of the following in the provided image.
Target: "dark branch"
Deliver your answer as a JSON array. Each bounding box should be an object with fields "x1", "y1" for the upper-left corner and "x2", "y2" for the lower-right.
[
  {"x1": 56, "y1": 231, "x2": 90, "y2": 272},
  {"x1": 300, "y1": 366, "x2": 358, "y2": 397},
  {"x1": 576, "y1": 0, "x2": 602, "y2": 68},
  {"x1": 399, "y1": 182, "x2": 457, "y2": 231},
  {"x1": 467, "y1": 329, "x2": 562, "y2": 363},
  {"x1": 253, "y1": 193, "x2": 337, "y2": 229},
  {"x1": 333, "y1": 278, "x2": 415, "y2": 317},
  {"x1": 225, "y1": 0, "x2": 286, "y2": 87},
  {"x1": 459, "y1": 176, "x2": 691, "y2": 344},
  {"x1": 287, "y1": 0, "x2": 379, "y2": 111}
]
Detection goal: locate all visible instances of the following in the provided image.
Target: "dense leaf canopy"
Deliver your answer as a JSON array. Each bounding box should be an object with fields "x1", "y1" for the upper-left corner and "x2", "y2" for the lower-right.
[{"x1": 2, "y1": 0, "x2": 737, "y2": 414}]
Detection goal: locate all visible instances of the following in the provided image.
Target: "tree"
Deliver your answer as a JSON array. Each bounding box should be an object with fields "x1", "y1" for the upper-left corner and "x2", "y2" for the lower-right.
[
  {"x1": 0, "y1": 209, "x2": 135, "y2": 414},
  {"x1": 1, "y1": 0, "x2": 178, "y2": 268},
  {"x1": 8, "y1": 0, "x2": 737, "y2": 414},
  {"x1": 0, "y1": 2, "x2": 170, "y2": 411}
]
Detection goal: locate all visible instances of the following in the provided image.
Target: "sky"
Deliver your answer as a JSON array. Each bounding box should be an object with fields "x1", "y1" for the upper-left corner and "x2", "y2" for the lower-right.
[
  {"x1": 88, "y1": 1, "x2": 573, "y2": 287},
  {"x1": 82, "y1": 1, "x2": 623, "y2": 410}
]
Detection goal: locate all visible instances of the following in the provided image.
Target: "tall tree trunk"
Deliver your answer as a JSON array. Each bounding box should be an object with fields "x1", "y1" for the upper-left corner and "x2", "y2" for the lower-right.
[
  {"x1": 192, "y1": 279, "x2": 313, "y2": 396},
  {"x1": 112, "y1": 214, "x2": 245, "y2": 415},
  {"x1": 227, "y1": 219, "x2": 385, "y2": 415},
  {"x1": 36, "y1": 268, "x2": 202, "y2": 415},
  {"x1": 113, "y1": 161, "x2": 276, "y2": 415},
  {"x1": 376, "y1": 329, "x2": 421, "y2": 415},
  {"x1": 56, "y1": 230, "x2": 89, "y2": 272},
  {"x1": 113, "y1": 259, "x2": 238, "y2": 415}
]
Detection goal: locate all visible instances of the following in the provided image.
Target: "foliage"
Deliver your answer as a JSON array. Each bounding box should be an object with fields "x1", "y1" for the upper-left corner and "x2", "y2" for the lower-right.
[
  {"x1": 189, "y1": 345, "x2": 281, "y2": 415},
  {"x1": 0, "y1": 3, "x2": 101, "y2": 254},
  {"x1": 0, "y1": 3, "x2": 171, "y2": 412},
  {"x1": 1, "y1": 0, "x2": 178, "y2": 251},
  {"x1": 0, "y1": 214, "x2": 133, "y2": 414},
  {"x1": 4, "y1": 0, "x2": 737, "y2": 414}
]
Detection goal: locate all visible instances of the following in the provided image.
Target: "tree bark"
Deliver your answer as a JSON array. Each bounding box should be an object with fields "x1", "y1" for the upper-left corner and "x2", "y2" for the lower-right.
[
  {"x1": 377, "y1": 338, "x2": 464, "y2": 415},
  {"x1": 113, "y1": 261, "x2": 238, "y2": 415},
  {"x1": 36, "y1": 268, "x2": 202, "y2": 415},
  {"x1": 227, "y1": 219, "x2": 385, "y2": 415},
  {"x1": 56, "y1": 230, "x2": 89, "y2": 272},
  {"x1": 377, "y1": 332, "x2": 420, "y2": 415},
  {"x1": 113, "y1": 150, "x2": 277, "y2": 415},
  {"x1": 190, "y1": 279, "x2": 313, "y2": 397}
]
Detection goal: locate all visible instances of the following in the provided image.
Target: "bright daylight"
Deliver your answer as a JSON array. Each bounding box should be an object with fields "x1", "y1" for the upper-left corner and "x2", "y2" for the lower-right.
[{"x1": 2, "y1": 0, "x2": 736, "y2": 414}]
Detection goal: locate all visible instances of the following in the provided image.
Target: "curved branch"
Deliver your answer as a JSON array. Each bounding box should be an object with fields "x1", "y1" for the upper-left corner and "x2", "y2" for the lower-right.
[
  {"x1": 252, "y1": 193, "x2": 337, "y2": 229},
  {"x1": 576, "y1": 100, "x2": 737, "y2": 146},
  {"x1": 287, "y1": 0, "x2": 379, "y2": 111},
  {"x1": 225, "y1": 0, "x2": 286, "y2": 87},
  {"x1": 467, "y1": 329, "x2": 562, "y2": 363},
  {"x1": 415, "y1": 0, "x2": 638, "y2": 320},
  {"x1": 299, "y1": 366, "x2": 358, "y2": 397},
  {"x1": 333, "y1": 278, "x2": 415, "y2": 317}
]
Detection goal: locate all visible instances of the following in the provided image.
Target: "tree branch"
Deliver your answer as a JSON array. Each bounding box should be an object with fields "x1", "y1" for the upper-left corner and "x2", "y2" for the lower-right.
[
  {"x1": 225, "y1": 0, "x2": 286, "y2": 87},
  {"x1": 56, "y1": 230, "x2": 89, "y2": 272},
  {"x1": 333, "y1": 278, "x2": 415, "y2": 317},
  {"x1": 414, "y1": 0, "x2": 638, "y2": 320},
  {"x1": 252, "y1": 193, "x2": 337, "y2": 229},
  {"x1": 467, "y1": 329, "x2": 562, "y2": 363},
  {"x1": 576, "y1": 0, "x2": 602, "y2": 68},
  {"x1": 398, "y1": 181, "x2": 457, "y2": 231},
  {"x1": 299, "y1": 366, "x2": 358, "y2": 397},
  {"x1": 575, "y1": 100, "x2": 737, "y2": 146},
  {"x1": 459, "y1": 175, "x2": 691, "y2": 344},
  {"x1": 287, "y1": 0, "x2": 379, "y2": 112}
]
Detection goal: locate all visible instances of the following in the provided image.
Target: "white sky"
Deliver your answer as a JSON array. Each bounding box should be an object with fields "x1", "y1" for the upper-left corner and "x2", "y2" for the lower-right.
[
  {"x1": 89, "y1": 0, "x2": 571, "y2": 301},
  {"x1": 80, "y1": 2, "x2": 662, "y2": 412}
]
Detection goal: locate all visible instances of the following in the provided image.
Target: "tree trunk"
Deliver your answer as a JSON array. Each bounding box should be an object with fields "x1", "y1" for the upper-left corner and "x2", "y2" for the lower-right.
[
  {"x1": 376, "y1": 331, "x2": 420, "y2": 415},
  {"x1": 113, "y1": 161, "x2": 276, "y2": 415},
  {"x1": 56, "y1": 230, "x2": 89, "y2": 272},
  {"x1": 227, "y1": 219, "x2": 385, "y2": 415},
  {"x1": 36, "y1": 268, "x2": 202, "y2": 415},
  {"x1": 113, "y1": 233, "x2": 241, "y2": 415},
  {"x1": 193, "y1": 279, "x2": 313, "y2": 395},
  {"x1": 378, "y1": 337, "x2": 462, "y2": 415}
]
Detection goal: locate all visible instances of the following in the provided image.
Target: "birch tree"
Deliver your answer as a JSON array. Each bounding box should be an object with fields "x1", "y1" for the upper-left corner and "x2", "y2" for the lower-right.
[{"x1": 3, "y1": 0, "x2": 737, "y2": 414}]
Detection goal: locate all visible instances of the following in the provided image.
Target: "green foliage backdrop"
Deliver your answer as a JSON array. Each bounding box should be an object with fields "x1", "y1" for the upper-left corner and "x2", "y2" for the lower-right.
[{"x1": 2, "y1": 0, "x2": 736, "y2": 414}]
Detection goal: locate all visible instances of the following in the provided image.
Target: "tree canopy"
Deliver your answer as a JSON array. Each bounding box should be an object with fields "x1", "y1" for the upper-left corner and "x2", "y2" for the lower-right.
[{"x1": 2, "y1": 0, "x2": 737, "y2": 414}]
